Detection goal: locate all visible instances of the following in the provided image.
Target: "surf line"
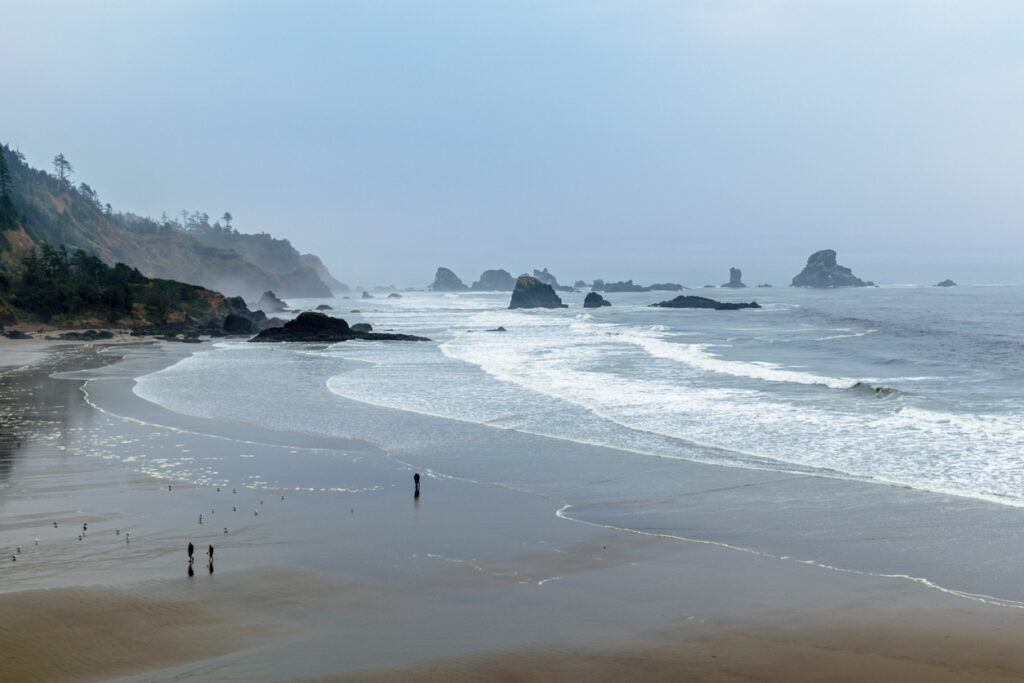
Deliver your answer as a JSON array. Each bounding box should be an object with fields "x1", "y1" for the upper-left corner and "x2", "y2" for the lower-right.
[{"x1": 555, "y1": 504, "x2": 1024, "y2": 611}]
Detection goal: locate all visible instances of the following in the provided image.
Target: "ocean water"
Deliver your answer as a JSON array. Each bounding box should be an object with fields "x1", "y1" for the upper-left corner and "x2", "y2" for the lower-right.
[{"x1": 131, "y1": 285, "x2": 1024, "y2": 506}]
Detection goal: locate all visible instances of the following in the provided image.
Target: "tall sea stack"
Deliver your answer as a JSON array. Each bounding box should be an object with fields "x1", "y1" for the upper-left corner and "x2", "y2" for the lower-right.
[
  {"x1": 721, "y1": 267, "x2": 746, "y2": 288},
  {"x1": 428, "y1": 267, "x2": 468, "y2": 291},
  {"x1": 791, "y1": 250, "x2": 873, "y2": 288},
  {"x1": 508, "y1": 276, "x2": 567, "y2": 309}
]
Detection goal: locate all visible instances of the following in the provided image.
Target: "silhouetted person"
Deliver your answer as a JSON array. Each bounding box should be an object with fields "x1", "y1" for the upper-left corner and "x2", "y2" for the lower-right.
[
  {"x1": 207, "y1": 544, "x2": 214, "y2": 560},
  {"x1": 187, "y1": 541, "x2": 194, "y2": 563},
  {"x1": 414, "y1": 472, "x2": 420, "y2": 492}
]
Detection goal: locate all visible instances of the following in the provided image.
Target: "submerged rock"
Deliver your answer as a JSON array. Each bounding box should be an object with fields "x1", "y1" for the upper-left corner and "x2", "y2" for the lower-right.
[
  {"x1": 651, "y1": 295, "x2": 760, "y2": 310},
  {"x1": 936, "y1": 279, "x2": 957, "y2": 287},
  {"x1": 791, "y1": 250, "x2": 873, "y2": 288},
  {"x1": 249, "y1": 312, "x2": 429, "y2": 342},
  {"x1": 429, "y1": 267, "x2": 468, "y2": 291},
  {"x1": 471, "y1": 269, "x2": 517, "y2": 291},
  {"x1": 721, "y1": 267, "x2": 746, "y2": 288},
  {"x1": 509, "y1": 276, "x2": 567, "y2": 309},
  {"x1": 583, "y1": 292, "x2": 612, "y2": 308}
]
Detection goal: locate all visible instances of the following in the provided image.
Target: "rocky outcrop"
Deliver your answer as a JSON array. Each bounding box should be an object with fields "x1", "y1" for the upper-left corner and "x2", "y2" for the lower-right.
[
  {"x1": 429, "y1": 267, "x2": 468, "y2": 291},
  {"x1": 649, "y1": 283, "x2": 684, "y2": 291},
  {"x1": 470, "y1": 269, "x2": 516, "y2": 291},
  {"x1": 255, "y1": 290, "x2": 287, "y2": 313},
  {"x1": 651, "y1": 295, "x2": 760, "y2": 310},
  {"x1": 936, "y1": 279, "x2": 957, "y2": 287},
  {"x1": 361, "y1": 291, "x2": 374, "y2": 299},
  {"x1": 791, "y1": 250, "x2": 873, "y2": 288},
  {"x1": 532, "y1": 268, "x2": 573, "y2": 292},
  {"x1": 509, "y1": 276, "x2": 568, "y2": 309},
  {"x1": 757, "y1": 283, "x2": 772, "y2": 288},
  {"x1": 387, "y1": 292, "x2": 402, "y2": 299},
  {"x1": 721, "y1": 267, "x2": 746, "y2": 288},
  {"x1": 573, "y1": 280, "x2": 589, "y2": 289},
  {"x1": 583, "y1": 292, "x2": 611, "y2": 308},
  {"x1": 351, "y1": 322, "x2": 372, "y2": 332},
  {"x1": 249, "y1": 312, "x2": 430, "y2": 343},
  {"x1": 316, "y1": 304, "x2": 332, "y2": 310},
  {"x1": 223, "y1": 313, "x2": 254, "y2": 335},
  {"x1": 593, "y1": 279, "x2": 648, "y2": 293}
]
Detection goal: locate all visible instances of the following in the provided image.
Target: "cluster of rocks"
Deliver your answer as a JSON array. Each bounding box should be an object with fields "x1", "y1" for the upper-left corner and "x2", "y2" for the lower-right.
[
  {"x1": 50, "y1": 330, "x2": 115, "y2": 341},
  {"x1": 249, "y1": 312, "x2": 430, "y2": 343}
]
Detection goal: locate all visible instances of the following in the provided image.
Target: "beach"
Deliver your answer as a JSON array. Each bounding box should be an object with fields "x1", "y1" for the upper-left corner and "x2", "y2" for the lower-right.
[{"x1": 4, "y1": 336, "x2": 1024, "y2": 681}]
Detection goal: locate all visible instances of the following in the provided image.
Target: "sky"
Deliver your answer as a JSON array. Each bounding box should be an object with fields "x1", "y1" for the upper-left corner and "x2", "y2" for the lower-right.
[{"x1": 3, "y1": 1, "x2": 1024, "y2": 286}]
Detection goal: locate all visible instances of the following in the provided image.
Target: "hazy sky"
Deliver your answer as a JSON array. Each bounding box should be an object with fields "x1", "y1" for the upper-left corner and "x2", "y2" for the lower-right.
[{"x1": 3, "y1": 1, "x2": 1024, "y2": 286}]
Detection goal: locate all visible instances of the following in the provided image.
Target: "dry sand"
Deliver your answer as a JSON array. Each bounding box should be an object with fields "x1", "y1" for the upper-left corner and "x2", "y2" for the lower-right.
[{"x1": 4, "y1": 342, "x2": 1024, "y2": 681}]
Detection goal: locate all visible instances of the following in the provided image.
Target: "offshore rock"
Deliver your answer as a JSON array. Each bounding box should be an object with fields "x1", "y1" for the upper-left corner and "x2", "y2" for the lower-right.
[
  {"x1": 532, "y1": 268, "x2": 573, "y2": 292},
  {"x1": 387, "y1": 292, "x2": 403, "y2": 298},
  {"x1": 222, "y1": 314, "x2": 253, "y2": 335},
  {"x1": 936, "y1": 279, "x2": 957, "y2": 287},
  {"x1": 361, "y1": 291, "x2": 374, "y2": 299},
  {"x1": 593, "y1": 279, "x2": 648, "y2": 293},
  {"x1": 509, "y1": 276, "x2": 568, "y2": 309},
  {"x1": 791, "y1": 250, "x2": 873, "y2": 288},
  {"x1": 583, "y1": 292, "x2": 612, "y2": 308},
  {"x1": 249, "y1": 312, "x2": 430, "y2": 342},
  {"x1": 316, "y1": 304, "x2": 332, "y2": 310},
  {"x1": 350, "y1": 323, "x2": 373, "y2": 332},
  {"x1": 471, "y1": 269, "x2": 517, "y2": 291},
  {"x1": 651, "y1": 295, "x2": 760, "y2": 310},
  {"x1": 649, "y1": 283, "x2": 684, "y2": 291},
  {"x1": 721, "y1": 267, "x2": 746, "y2": 288},
  {"x1": 255, "y1": 290, "x2": 287, "y2": 313},
  {"x1": 429, "y1": 267, "x2": 469, "y2": 291}
]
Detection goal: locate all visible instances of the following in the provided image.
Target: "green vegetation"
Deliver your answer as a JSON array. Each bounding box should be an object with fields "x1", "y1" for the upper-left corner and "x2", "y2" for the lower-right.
[{"x1": 11, "y1": 243, "x2": 207, "y2": 324}]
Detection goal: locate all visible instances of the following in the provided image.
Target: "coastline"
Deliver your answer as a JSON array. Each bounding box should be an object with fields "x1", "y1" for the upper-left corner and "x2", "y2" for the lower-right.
[{"x1": 3, "y1": 342, "x2": 1024, "y2": 680}]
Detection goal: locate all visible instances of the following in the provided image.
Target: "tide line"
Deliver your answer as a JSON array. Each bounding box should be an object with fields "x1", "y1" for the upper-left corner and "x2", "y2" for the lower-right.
[{"x1": 555, "y1": 504, "x2": 1024, "y2": 610}]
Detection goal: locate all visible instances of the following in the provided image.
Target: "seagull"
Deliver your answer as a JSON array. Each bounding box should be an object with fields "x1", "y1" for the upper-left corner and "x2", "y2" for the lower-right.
[
  {"x1": 223, "y1": 527, "x2": 228, "y2": 534},
  {"x1": 34, "y1": 539, "x2": 38, "y2": 546},
  {"x1": 16, "y1": 546, "x2": 21, "y2": 554},
  {"x1": 10, "y1": 555, "x2": 15, "y2": 562},
  {"x1": 233, "y1": 488, "x2": 237, "y2": 495},
  {"x1": 115, "y1": 530, "x2": 119, "y2": 535},
  {"x1": 254, "y1": 511, "x2": 258, "y2": 517},
  {"x1": 82, "y1": 523, "x2": 87, "y2": 532},
  {"x1": 168, "y1": 485, "x2": 172, "y2": 491},
  {"x1": 53, "y1": 522, "x2": 58, "y2": 528},
  {"x1": 78, "y1": 535, "x2": 82, "y2": 541},
  {"x1": 216, "y1": 487, "x2": 221, "y2": 492}
]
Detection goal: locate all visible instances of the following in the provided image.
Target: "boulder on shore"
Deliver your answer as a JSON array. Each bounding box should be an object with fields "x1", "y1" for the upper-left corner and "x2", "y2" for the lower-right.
[
  {"x1": 471, "y1": 269, "x2": 516, "y2": 291},
  {"x1": 583, "y1": 292, "x2": 612, "y2": 308},
  {"x1": 223, "y1": 314, "x2": 254, "y2": 335},
  {"x1": 651, "y1": 295, "x2": 760, "y2": 310},
  {"x1": 255, "y1": 290, "x2": 287, "y2": 313},
  {"x1": 509, "y1": 276, "x2": 568, "y2": 309},
  {"x1": 249, "y1": 312, "x2": 430, "y2": 342},
  {"x1": 429, "y1": 267, "x2": 469, "y2": 291},
  {"x1": 936, "y1": 279, "x2": 957, "y2": 287},
  {"x1": 721, "y1": 267, "x2": 746, "y2": 288},
  {"x1": 791, "y1": 250, "x2": 873, "y2": 288}
]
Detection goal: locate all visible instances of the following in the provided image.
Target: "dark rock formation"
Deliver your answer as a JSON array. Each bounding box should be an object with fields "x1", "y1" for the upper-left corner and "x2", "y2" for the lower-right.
[
  {"x1": 223, "y1": 314, "x2": 254, "y2": 335},
  {"x1": 316, "y1": 304, "x2": 333, "y2": 310},
  {"x1": 249, "y1": 312, "x2": 430, "y2": 343},
  {"x1": 532, "y1": 268, "x2": 573, "y2": 292},
  {"x1": 255, "y1": 290, "x2": 287, "y2": 313},
  {"x1": 4, "y1": 330, "x2": 32, "y2": 339},
  {"x1": 651, "y1": 295, "x2": 760, "y2": 310},
  {"x1": 509, "y1": 276, "x2": 568, "y2": 309},
  {"x1": 583, "y1": 292, "x2": 611, "y2": 308},
  {"x1": 936, "y1": 279, "x2": 957, "y2": 287},
  {"x1": 57, "y1": 330, "x2": 115, "y2": 341},
  {"x1": 791, "y1": 250, "x2": 873, "y2": 288},
  {"x1": 361, "y1": 291, "x2": 374, "y2": 299},
  {"x1": 387, "y1": 292, "x2": 403, "y2": 299},
  {"x1": 351, "y1": 323, "x2": 373, "y2": 332},
  {"x1": 649, "y1": 283, "x2": 684, "y2": 291},
  {"x1": 486, "y1": 326, "x2": 507, "y2": 332},
  {"x1": 721, "y1": 267, "x2": 746, "y2": 288},
  {"x1": 429, "y1": 267, "x2": 469, "y2": 292},
  {"x1": 594, "y1": 279, "x2": 648, "y2": 293},
  {"x1": 757, "y1": 283, "x2": 773, "y2": 288},
  {"x1": 573, "y1": 280, "x2": 589, "y2": 289},
  {"x1": 471, "y1": 269, "x2": 517, "y2": 291}
]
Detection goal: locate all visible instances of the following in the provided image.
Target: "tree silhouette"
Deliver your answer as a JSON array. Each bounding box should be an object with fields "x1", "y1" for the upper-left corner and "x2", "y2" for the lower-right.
[{"x1": 52, "y1": 153, "x2": 73, "y2": 189}]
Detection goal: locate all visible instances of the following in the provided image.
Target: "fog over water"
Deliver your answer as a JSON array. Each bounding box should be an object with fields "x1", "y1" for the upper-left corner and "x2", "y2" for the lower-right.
[{"x1": 3, "y1": 2, "x2": 1024, "y2": 285}]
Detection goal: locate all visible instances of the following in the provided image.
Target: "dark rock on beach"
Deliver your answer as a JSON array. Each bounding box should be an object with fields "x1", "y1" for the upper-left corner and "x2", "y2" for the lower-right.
[
  {"x1": 652, "y1": 295, "x2": 760, "y2": 310},
  {"x1": 249, "y1": 312, "x2": 430, "y2": 343},
  {"x1": 223, "y1": 314, "x2": 254, "y2": 335},
  {"x1": 936, "y1": 279, "x2": 957, "y2": 287},
  {"x1": 471, "y1": 269, "x2": 517, "y2": 291},
  {"x1": 583, "y1": 292, "x2": 611, "y2": 308},
  {"x1": 350, "y1": 322, "x2": 373, "y2": 332},
  {"x1": 791, "y1": 250, "x2": 874, "y2": 288},
  {"x1": 4, "y1": 330, "x2": 32, "y2": 339},
  {"x1": 721, "y1": 267, "x2": 746, "y2": 288},
  {"x1": 429, "y1": 267, "x2": 469, "y2": 291},
  {"x1": 57, "y1": 329, "x2": 115, "y2": 341},
  {"x1": 509, "y1": 276, "x2": 568, "y2": 309}
]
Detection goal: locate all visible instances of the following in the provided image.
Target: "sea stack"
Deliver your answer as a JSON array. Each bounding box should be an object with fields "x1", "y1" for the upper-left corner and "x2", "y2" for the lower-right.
[
  {"x1": 583, "y1": 292, "x2": 611, "y2": 308},
  {"x1": 721, "y1": 267, "x2": 746, "y2": 288},
  {"x1": 791, "y1": 250, "x2": 874, "y2": 288},
  {"x1": 470, "y1": 269, "x2": 516, "y2": 291},
  {"x1": 508, "y1": 276, "x2": 568, "y2": 309},
  {"x1": 255, "y1": 290, "x2": 287, "y2": 313},
  {"x1": 428, "y1": 267, "x2": 469, "y2": 291},
  {"x1": 936, "y1": 279, "x2": 957, "y2": 287}
]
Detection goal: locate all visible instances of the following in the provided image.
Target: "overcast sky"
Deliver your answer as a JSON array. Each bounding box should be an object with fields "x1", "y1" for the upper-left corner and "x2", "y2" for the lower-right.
[{"x1": 3, "y1": 1, "x2": 1023, "y2": 286}]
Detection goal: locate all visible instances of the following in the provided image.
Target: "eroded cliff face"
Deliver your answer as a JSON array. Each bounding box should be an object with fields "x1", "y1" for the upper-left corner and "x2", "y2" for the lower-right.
[{"x1": 791, "y1": 250, "x2": 873, "y2": 288}]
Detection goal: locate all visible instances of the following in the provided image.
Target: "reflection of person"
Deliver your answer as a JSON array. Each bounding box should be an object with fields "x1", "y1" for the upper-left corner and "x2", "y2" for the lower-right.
[{"x1": 187, "y1": 542, "x2": 194, "y2": 563}]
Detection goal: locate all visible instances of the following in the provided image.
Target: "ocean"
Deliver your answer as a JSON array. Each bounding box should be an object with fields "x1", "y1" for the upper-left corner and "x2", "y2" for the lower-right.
[{"x1": 130, "y1": 284, "x2": 1024, "y2": 508}]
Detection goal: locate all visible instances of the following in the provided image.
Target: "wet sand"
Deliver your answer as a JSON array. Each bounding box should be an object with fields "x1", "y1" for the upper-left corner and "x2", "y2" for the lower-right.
[{"x1": 3, "y1": 342, "x2": 1024, "y2": 681}]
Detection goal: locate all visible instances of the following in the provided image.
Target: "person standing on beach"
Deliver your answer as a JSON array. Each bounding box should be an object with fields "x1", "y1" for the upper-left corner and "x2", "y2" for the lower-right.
[
  {"x1": 207, "y1": 544, "x2": 213, "y2": 560},
  {"x1": 414, "y1": 472, "x2": 420, "y2": 491},
  {"x1": 187, "y1": 541, "x2": 194, "y2": 564}
]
